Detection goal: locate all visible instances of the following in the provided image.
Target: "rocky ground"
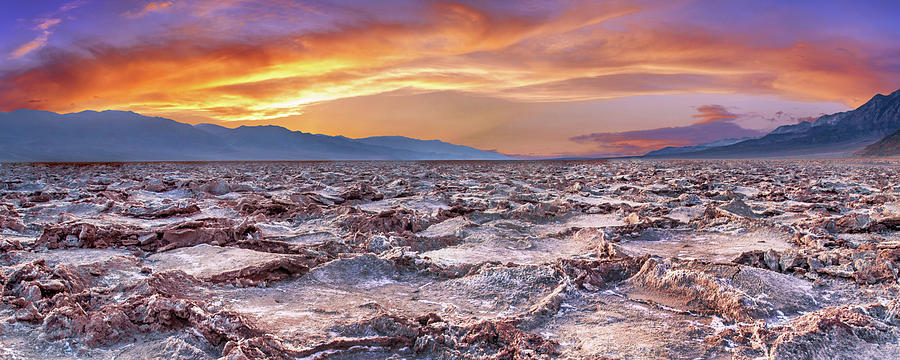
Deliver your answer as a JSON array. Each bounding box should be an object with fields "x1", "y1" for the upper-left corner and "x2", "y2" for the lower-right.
[{"x1": 0, "y1": 160, "x2": 898, "y2": 359}]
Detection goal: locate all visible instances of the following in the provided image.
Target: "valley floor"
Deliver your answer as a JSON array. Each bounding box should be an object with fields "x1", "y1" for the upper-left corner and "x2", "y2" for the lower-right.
[{"x1": 0, "y1": 160, "x2": 898, "y2": 359}]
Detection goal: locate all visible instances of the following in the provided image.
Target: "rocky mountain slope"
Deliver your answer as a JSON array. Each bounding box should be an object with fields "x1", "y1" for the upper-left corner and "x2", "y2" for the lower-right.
[
  {"x1": 858, "y1": 130, "x2": 900, "y2": 157},
  {"x1": 644, "y1": 89, "x2": 900, "y2": 158},
  {"x1": 0, "y1": 110, "x2": 509, "y2": 161}
]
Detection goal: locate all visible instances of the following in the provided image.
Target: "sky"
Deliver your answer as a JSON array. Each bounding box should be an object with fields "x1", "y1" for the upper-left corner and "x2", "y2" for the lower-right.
[{"x1": 1, "y1": 0, "x2": 899, "y2": 157}]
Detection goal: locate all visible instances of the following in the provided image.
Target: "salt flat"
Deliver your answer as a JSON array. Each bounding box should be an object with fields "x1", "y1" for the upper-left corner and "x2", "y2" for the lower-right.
[{"x1": 0, "y1": 160, "x2": 898, "y2": 359}]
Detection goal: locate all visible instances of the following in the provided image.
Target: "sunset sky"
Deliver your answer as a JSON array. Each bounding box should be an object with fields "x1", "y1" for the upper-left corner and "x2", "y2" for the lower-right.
[{"x1": 2, "y1": 0, "x2": 899, "y2": 157}]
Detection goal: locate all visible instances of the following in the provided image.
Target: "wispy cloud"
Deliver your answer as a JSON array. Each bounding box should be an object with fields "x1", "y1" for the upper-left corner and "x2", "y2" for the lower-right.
[
  {"x1": 37, "y1": 18, "x2": 62, "y2": 30},
  {"x1": 9, "y1": 1, "x2": 85, "y2": 59},
  {"x1": 59, "y1": 0, "x2": 88, "y2": 12},
  {"x1": 10, "y1": 18, "x2": 61, "y2": 59},
  {"x1": 125, "y1": 1, "x2": 175, "y2": 19}
]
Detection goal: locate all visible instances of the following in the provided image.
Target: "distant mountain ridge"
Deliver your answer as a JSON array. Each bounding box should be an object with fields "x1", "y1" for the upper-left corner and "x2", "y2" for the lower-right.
[
  {"x1": 0, "y1": 110, "x2": 509, "y2": 161},
  {"x1": 643, "y1": 137, "x2": 756, "y2": 157},
  {"x1": 643, "y1": 89, "x2": 900, "y2": 158}
]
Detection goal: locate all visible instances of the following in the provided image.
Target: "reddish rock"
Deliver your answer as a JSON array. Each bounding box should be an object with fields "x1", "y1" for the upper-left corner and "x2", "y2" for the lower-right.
[
  {"x1": 143, "y1": 179, "x2": 173, "y2": 193},
  {"x1": 41, "y1": 305, "x2": 89, "y2": 341},
  {"x1": 199, "y1": 180, "x2": 232, "y2": 196},
  {"x1": 36, "y1": 222, "x2": 143, "y2": 249},
  {"x1": 852, "y1": 257, "x2": 897, "y2": 284},
  {"x1": 0, "y1": 218, "x2": 25, "y2": 232},
  {"x1": 147, "y1": 245, "x2": 310, "y2": 285},
  {"x1": 27, "y1": 192, "x2": 52, "y2": 203},
  {"x1": 339, "y1": 183, "x2": 383, "y2": 202},
  {"x1": 712, "y1": 301, "x2": 900, "y2": 359},
  {"x1": 127, "y1": 204, "x2": 201, "y2": 219},
  {"x1": 834, "y1": 213, "x2": 873, "y2": 233},
  {"x1": 0, "y1": 237, "x2": 23, "y2": 250},
  {"x1": 234, "y1": 196, "x2": 319, "y2": 219},
  {"x1": 340, "y1": 208, "x2": 430, "y2": 238},
  {"x1": 84, "y1": 308, "x2": 137, "y2": 346},
  {"x1": 732, "y1": 250, "x2": 767, "y2": 268},
  {"x1": 37, "y1": 218, "x2": 259, "y2": 252},
  {"x1": 14, "y1": 301, "x2": 43, "y2": 322},
  {"x1": 555, "y1": 255, "x2": 646, "y2": 291}
]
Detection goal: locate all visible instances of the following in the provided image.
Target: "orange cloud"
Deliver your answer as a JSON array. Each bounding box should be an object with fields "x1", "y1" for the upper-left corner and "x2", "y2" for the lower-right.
[
  {"x1": 37, "y1": 18, "x2": 62, "y2": 30},
  {"x1": 692, "y1": 105, "x2": 738, "y2": 124},
  {"x1": 10, "y1": 36, "x2": 50, "y2": 59},
  {"x1": 0, "y1": 1, "x2": 641, "y2": 119},
  {"x1": 8, "y1": 1, "x2": 84, "y2": 60},
  {"x1": 9, "y1": 18, "x2": 61, "y2": 59},
  {"x1": 125, "y1": 1, "x2": 175, "y2": 18}
]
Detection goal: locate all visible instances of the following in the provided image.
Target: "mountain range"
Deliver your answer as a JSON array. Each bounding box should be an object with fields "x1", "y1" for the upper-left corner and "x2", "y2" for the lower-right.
[
  {"x1": 643, "y1": 89, "x2": 900, "y2": 158},
  {"x1": 3, "y1": 89, "x2": 899, "y2": 162},
  {"x1": 0, "y1": 110, "x2": 509, "y2": 162}
]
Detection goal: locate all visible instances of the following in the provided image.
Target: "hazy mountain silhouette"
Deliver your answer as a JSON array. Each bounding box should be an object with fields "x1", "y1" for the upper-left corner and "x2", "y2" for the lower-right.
[
  {"x1": 642, "y1": 137, "x2": 755, "y2": 157},
  {"x1": 0, "y1": 110, "x2": 509, "y2": 161},
  {"x1": 643, "y1": 89, "x2": 900, "y2": 158}
]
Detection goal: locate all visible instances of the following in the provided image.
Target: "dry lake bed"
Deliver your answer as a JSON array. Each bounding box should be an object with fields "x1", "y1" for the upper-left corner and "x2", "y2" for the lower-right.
[{"x1": 1, "y1": 160, "x2": 898, "y2": 359}]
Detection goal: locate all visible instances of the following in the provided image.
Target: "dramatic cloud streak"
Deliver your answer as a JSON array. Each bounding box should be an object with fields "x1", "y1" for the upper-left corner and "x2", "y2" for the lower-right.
[{"x1": 0, "y1": 0, "x2": 896, "y2": 155}]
